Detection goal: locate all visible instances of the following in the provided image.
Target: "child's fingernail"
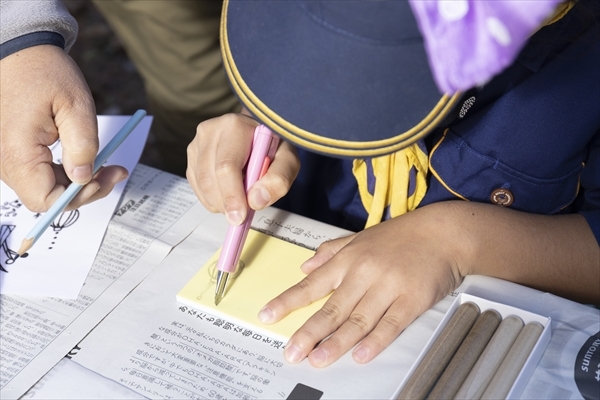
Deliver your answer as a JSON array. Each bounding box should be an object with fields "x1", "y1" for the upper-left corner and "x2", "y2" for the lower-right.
[
  {"x1": 226, "y1": 210, "x2": 243, "y2": 226},
  {"x1": 250, "y1": 187, "x2": 270, "y2": 209},
  {"x1": 353, "y1": 346, "x2": 369, "y2": 363},
  {"x1": 284, "y1": 344, "x2": 304, "y2": 364},
  {"x1": 300, "y1": 257, "x2": 316, "y2": 272},
  {"x1": 309, "y1": 347, "x2": 328, "y2": 366},
  {"x1": 258, "y1": 306, "x2": 274, "y2": 323}
]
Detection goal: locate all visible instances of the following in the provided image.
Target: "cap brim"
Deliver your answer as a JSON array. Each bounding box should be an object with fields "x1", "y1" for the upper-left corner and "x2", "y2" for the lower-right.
[{"x1": 222, "y1": 0, "x2": 462, "y2": 157}]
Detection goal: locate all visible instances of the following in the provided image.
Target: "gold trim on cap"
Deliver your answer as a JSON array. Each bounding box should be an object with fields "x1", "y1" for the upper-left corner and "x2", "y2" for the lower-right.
[{"x1": 220, "y1": 0, "x2": 461, "y2": 157}]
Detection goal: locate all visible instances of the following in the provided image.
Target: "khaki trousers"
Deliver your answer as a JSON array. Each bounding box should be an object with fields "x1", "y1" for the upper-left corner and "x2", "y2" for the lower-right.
[{"x1": 93, "y1": 0, "x2": 240, "y2": 176}]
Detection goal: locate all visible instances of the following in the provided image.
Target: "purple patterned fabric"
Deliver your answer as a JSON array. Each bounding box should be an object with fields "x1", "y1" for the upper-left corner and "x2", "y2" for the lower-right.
[{"x1": 408, "y1": 0, "x2": 565, "y2": 94}]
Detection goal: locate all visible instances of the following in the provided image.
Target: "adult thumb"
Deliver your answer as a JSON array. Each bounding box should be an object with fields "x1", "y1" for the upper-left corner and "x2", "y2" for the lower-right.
[{"x1": 55, "y1": 102, "x2": 99, "y2": 185}]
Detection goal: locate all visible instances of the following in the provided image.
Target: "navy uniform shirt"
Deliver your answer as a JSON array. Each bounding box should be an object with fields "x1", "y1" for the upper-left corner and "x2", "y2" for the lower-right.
[{"x1": 276, "y1": 1, "x2": 600, "y2": 245}]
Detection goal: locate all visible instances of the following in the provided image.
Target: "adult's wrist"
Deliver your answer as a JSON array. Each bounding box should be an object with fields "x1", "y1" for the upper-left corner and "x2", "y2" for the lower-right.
[{"x1": 0, "y1": 31, "x2": 65, "y2": 60}]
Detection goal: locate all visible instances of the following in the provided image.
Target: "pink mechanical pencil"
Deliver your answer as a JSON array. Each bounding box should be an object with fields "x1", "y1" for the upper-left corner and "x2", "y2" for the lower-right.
[{"x1": 214, "y1": 125, "x2": 280, "y2": 305}]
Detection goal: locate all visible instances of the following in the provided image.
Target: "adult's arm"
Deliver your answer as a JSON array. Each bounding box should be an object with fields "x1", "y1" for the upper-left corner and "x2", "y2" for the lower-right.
[
  {"x1": 1, "y1": 0, "x2": 77, "y2": 57},
  {"x1": 0, "y1": 0, "x2": 128, "y2": 211}
]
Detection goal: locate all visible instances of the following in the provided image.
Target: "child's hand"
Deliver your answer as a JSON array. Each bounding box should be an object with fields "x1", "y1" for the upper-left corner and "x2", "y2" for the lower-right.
[
  {"x1": 259, "y1": 198, "x2": 600, "y2": 368},
  {"x1": 259, "y1": 202, "x2": 467, "y2": 367},
  {"x1": 187, "y1": 112, "x2": 300, "y2": 225}
]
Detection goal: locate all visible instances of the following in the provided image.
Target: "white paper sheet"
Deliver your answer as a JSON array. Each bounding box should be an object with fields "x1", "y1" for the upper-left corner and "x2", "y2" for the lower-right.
[
  {"x1": 0, "y1": 160, "x2": 208, "y2": 400},
  {"x1": 70, "y1": 208, "x2": 459, "y2": 399},
  {"x1": 20, "y1": 358, "x2": 145, "y2": 400},
  {"x1": 69, "y1": 208, "x2": 600, "y2": 399},
  {"x1": 0, "y1": 115, "x2": 152, "y2": 298},
  {"x1": 5, "y1": 160, "x2": 596, "y2": 400}
]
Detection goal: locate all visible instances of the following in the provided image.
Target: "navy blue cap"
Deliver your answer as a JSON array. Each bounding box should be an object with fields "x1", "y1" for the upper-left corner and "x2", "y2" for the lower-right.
[{"x1": 221, "y1": 0, "x2": 463, "y2": 157}]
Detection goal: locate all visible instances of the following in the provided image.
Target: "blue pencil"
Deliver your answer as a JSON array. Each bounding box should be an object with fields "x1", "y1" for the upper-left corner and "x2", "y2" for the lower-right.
[{"x1": 17, "y1": 109, "x2": 147, "y2": 255}]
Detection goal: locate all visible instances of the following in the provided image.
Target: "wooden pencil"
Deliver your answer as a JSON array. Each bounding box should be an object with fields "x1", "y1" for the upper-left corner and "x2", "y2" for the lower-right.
[
  {"x1": 454, "y1": 314, "x2": 524, "y2": 399},
  {"x1": 427, "y1": 308, "x2": 502, "y2": 399},
  {"x1": 480, "y1": 321, "x2": 544, "y2": 399},
  {"x1": 17, "y1": 110, "x2": 147, "y2": 255},
  {"x1": 397, "y1": 301, "x2": 480, "y2": 399}
]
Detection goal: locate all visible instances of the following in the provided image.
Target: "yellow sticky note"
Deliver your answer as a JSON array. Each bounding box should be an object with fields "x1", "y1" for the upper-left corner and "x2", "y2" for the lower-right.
[{"x1": 176, "y1": 230, "x2": 330, "y2": 343}]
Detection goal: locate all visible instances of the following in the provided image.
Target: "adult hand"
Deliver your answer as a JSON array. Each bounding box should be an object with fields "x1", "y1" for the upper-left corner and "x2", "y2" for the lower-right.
[
  {"x1": 187, "y1": 112, "x2": 300, "y2": 225},
  {"x1": 0, "y1": 45, "x2": 128, "y2": 212},
  {"x1": 258, "y1": 201, "x2": 468, "y2": 368}
]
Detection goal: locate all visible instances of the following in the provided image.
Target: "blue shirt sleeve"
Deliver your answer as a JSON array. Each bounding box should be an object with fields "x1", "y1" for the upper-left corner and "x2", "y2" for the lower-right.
[
  {"x1": 578, "y1": 130, "x2": 600, "y2": 244},
  {"x1": 580, "y1": 210, "x2": 600, "y2": 244}
]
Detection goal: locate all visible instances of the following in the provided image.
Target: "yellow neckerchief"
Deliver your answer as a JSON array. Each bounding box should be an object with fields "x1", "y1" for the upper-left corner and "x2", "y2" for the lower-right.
[
  {"x1": 352, "y1": 141, "x2": 428, "y2": 228},
  {"x1": 352, "y1": 1, "x2": 576, "y2": 229},
  {"x1": 352, "y1": 0, "x2": 577, "y2": 229}
]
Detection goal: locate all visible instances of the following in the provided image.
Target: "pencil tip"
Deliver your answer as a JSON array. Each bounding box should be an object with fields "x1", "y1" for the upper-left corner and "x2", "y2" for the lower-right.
[
  {"x1": 214, "y1": 295, "x2": 222, "y2": 306},
  {"x1": 17, "y1": 238, "x2": 34, "y2": 256}
]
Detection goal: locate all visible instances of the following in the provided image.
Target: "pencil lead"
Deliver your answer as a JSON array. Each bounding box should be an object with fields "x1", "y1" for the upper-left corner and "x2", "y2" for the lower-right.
[{"x1": 17, "y1": 238, "x2": 34, "y2": 256}]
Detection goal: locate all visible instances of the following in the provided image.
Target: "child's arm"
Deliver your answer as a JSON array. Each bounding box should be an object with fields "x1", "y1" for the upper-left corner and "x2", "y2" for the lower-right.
[{"x1": 261, "y1": 201, "x2": 600, "y2": 367}]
